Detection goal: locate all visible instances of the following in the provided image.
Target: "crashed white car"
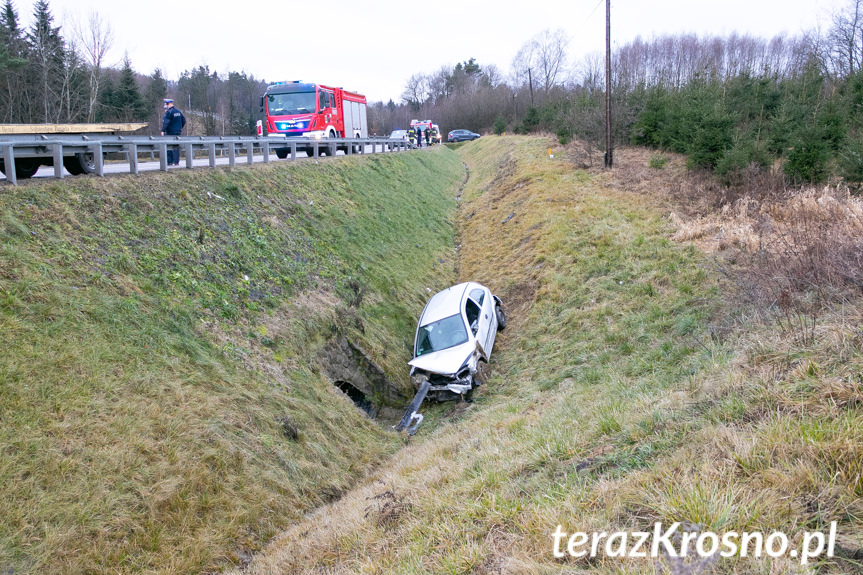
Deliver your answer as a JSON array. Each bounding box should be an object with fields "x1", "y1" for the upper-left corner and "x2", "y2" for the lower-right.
[{"x1": 408, "y1": 282, "x2": 506, "y2": 402}]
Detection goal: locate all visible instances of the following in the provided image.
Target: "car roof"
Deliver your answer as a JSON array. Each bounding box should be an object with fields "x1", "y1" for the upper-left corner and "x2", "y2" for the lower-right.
[{"x1": 419, "y1": 282, "x2": 483, "y2": 325}]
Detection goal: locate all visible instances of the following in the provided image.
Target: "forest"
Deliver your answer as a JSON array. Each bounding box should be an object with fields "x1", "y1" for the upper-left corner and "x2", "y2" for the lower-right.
[{"x1": 4, "y1": 0, "x2": 863, "y2": 183}]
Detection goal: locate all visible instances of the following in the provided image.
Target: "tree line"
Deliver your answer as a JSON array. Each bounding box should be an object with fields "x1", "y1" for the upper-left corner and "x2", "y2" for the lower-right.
[
  {"x1": 375, "y1": 1, "x2": 863, "y2": 184},
  {"x1": 0, "y1": 0, "x2": 266, "y2": 135},
  {"x1": 4, "y1": 0, "x2": 863, "y2": 183}
]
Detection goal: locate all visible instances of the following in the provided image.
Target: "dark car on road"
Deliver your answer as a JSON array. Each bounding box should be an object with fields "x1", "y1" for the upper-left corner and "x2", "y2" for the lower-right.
[{"x1": 447, "y1": 129, "x2": 481, "y2": 142}]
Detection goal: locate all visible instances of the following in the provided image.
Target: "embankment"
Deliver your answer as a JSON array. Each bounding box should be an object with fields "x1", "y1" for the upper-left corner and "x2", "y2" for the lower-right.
[{"x1": 0, "y1": 148, "x2": 464, "y2": 574}]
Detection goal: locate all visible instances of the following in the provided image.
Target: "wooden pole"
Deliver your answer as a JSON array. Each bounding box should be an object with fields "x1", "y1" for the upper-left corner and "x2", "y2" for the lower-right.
[{"x1": 605, "y1": 0, "x2": 613, "y2": 168}]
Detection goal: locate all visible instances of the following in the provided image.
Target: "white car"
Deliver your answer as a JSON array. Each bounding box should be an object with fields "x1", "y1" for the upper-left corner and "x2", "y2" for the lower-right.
[
  {"x1": 408, "y1": 282, "x2": 506, "y2": 402},
  {"x1": 388, "y1": 129, "x2": 408, "y2": 150}
]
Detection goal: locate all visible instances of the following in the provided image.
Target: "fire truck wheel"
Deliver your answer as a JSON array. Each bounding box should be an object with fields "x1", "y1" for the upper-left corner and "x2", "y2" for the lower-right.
[{"x1": 275, "y1": 148, "x2": 289, "y2": 160}]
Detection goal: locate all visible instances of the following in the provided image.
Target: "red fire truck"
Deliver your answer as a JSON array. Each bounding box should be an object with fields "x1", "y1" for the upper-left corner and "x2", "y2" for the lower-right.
[{"x1": 260, "y1": 81, "x2": 368, "y2": 157}]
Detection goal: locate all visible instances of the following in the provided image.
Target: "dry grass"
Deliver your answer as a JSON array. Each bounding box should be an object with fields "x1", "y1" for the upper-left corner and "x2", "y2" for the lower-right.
[{"x1": 225, "y1": 138, "x2": 863, "y2": 574}]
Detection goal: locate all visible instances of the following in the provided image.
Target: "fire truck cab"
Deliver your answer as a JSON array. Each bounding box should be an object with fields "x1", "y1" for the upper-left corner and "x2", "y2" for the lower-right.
[{"x1": 261, "y1": 81, "x2": 367, "y2": 157}]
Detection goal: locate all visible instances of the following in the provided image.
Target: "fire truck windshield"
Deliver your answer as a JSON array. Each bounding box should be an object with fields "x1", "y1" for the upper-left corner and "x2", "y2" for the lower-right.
[{"x1": 267, "y1": 92, "x2": 316, "y2": 115}]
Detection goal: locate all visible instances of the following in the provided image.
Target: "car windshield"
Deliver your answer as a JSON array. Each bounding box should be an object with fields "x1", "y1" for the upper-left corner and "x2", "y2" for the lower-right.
[
  {"x1": 415, "y1": 314, "x2": 468, "y2": 357},
  {"x1": 267, "y1": 92, "x2": 316, "y2": 115}
]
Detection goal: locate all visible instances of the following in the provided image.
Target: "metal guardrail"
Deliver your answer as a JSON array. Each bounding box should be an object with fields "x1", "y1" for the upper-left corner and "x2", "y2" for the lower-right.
[{"x1": 0, "y1": 135, "x2": 416, "y2": 185}]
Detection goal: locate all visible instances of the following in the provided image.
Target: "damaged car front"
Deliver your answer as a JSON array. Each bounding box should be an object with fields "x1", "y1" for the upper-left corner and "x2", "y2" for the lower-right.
[{"x1": 408, "y1": 282, "x2": 505, "y2": 402}]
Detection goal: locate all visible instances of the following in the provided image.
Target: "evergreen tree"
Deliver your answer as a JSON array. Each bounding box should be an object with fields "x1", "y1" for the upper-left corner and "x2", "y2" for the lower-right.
[
  {"x1": 96, "y1": 72, "x2": 115, "y2": 121},
  {"x1": 145, "y1": 68, "x2": 167, "y2": 132},
  {"x1": 26, "y1": 0, "x2": 64, "y2": 122},
  {"x1": 0, "y1": 0, "x2": 27, "y2": 121},
  {"x1": 113, "y1": 54, "x2": 147, "y2": 122}
]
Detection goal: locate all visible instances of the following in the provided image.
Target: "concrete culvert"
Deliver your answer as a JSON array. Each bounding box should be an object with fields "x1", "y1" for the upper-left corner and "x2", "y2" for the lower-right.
[
  {"x1": 318, "y1": 336, "x2": 408, "y2": 410},
  {"x1": 334, "y1": 380, "x2": 376, "y2": 417}
]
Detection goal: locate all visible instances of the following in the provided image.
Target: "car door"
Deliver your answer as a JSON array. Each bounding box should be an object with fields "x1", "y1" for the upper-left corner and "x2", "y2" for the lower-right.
[
  {"x1": 467, "y1": 287, "x2": 495, "y2": 357},
  {"x1": 479, "y1": 287, "x2": 497, "y2": 354}
]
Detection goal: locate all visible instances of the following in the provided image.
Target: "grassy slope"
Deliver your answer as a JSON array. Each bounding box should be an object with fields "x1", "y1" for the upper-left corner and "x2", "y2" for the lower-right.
[
  {"x1": 234, "y1": 137, "x2": 863, "y2": 574},
  {"x1": 0, "y1": 148, "x2": 464, "y2": 574}
]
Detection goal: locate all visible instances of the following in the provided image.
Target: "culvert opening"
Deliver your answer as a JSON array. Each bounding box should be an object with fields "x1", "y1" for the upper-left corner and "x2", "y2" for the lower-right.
[{"x1": 334, "y1": 380, "x2": 376, "y2": 417}]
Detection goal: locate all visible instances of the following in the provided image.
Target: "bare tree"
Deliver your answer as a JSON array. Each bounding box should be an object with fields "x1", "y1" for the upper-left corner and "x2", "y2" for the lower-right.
[
  {"x1": 512, "y1": 34, "x2": 538, "y2": 103},
  {"x1": 824, "y1": 0, "x2": 863, "y2": 77},
  {"x1": 401, "y1": 73, "x2": 429, "y2": 108},
  {"x1": 512, "y1": 28, "x2": 570, "y2": 104},
  {"x1": 74, "y1": 11, "x2": 112, "y2": 122}
]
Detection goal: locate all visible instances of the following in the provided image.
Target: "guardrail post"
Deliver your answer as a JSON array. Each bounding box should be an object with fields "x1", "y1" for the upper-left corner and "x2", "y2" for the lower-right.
[
  {"x1": 247, "y1": 143, "x2": 254, "y2": 164},
  {"x1": 263, "y1": 142, "x2": 270, "y2": 163},
  {"x1": 291, "y1": 142, "x2": 296, "y2": 160},
  {"x1": 2, "y1": 145, "x2": 17, "y2": 185},
  {"x1": 52, "y1": 143, "x2": 64, "y2": 179},
  {"x1": 347, "y1": 140, "x2": 353, "y2": 156},
  {"x1": 128, "y1": 143, "x2": 138, "y2": 175},
  {"x1": 228, "y1": 143, "x2": 236, "y2": 167},
  {"x1": 208, "y1": 144, "x2": 216, "y2": 168},
  {"x1": 158, "y1": 143, "x2": 168, "y2": 171},
  {"x1": 312, "y1": 143, "x2": 319, "y2": 158},
  {"x1": 92, "y1": 142, "x2": 104, "y2": 176},
  {"x1": 184, "y1": 143, "x2": 193, "y2": 169}
]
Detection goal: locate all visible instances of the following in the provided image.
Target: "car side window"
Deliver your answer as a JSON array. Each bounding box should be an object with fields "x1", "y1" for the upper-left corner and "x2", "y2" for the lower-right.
[
  {"x1": 465, "y1": 299, "x2": 480, "y2": 333},
  {"x1": 469, "y1": 288, "x2": 485, "y2": 306}
]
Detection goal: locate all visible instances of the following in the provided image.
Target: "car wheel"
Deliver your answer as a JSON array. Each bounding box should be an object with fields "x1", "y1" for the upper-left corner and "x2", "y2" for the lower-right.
[
  {"x1": 496, "y1": 304, "x2": 506, "y2": 331},
  {"x1": 275, "y1": 148, "x2": 289, "y2": 159}
]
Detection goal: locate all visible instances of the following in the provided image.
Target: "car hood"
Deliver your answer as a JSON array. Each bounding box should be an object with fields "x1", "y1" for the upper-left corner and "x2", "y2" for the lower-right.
[{"x1": 408, "y1": 341, "x2": 474, "y2": 376}]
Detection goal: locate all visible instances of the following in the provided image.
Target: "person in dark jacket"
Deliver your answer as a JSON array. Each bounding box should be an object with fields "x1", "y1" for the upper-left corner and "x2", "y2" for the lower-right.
[
  {"x1": 425, "y1": 126, "x2": 431, "y2": 146},
  {"x1": 161, "y1": 99, "x2": 186, "y2": 165},
  {"x1": 415, "y1": 126, "x2": 422, "y2": 148}
]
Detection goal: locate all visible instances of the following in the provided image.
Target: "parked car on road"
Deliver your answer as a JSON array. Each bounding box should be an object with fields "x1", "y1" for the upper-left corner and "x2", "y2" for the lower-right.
[
  {"x1": 408, "y1": 282, "x2": 505, "y2": 402},
  {"x1": 447, "y1": 129, "x2": 481, "y2": 142},
  {"x1": 388, "y1": 129, "x2": 408, "y2": 150}
]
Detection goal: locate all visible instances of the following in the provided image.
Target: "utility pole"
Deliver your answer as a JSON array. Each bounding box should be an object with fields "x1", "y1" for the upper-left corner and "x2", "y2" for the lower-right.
[{"x1": 604, "y1": 0, "x2": 613, "y2": 168}]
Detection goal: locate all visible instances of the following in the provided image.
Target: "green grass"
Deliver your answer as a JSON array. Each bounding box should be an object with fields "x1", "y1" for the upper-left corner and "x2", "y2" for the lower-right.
[{"x1": 0, "y1": 149, "x2": 464, "y2": 574}]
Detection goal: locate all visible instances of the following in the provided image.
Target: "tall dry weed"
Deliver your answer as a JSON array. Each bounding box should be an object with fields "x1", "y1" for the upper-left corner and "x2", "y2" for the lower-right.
[{"x1": 607, "y1": 147, "x2": 863, "y2": 341}]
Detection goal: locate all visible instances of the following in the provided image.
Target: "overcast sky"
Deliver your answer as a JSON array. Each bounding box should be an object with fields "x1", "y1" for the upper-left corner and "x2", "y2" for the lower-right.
[{"x1": 20, "y1": 0, "x2": 849, "y2": 103}]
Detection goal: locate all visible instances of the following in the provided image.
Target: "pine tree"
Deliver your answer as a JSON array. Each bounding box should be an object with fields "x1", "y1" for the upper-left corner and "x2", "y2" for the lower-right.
[
  {"x1": 26, "y1": 0, "x2": 65, "y2": 122},
  {"x1": 145, "y1": 68, "x2": 167, "y2": 133},
  {"x1": 113, "y1": 54, "x2": 147, "y2": 122},
  {"x1": 97, "y1": 72, "x2": 115, "y2": 121},
  {"x1": 0, "y1": 0, "x2": 28, "y2": 121}
]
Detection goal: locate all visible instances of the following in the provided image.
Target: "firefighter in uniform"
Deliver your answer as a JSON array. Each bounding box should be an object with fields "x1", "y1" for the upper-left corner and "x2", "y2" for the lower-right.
[{"x1": 408, "y1": 126, "x2": 416, "y2": 146}]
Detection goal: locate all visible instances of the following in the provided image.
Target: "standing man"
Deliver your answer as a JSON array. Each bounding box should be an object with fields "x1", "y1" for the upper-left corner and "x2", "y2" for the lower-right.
[
  {"x1": 161, "y1": 98, "x2": 186, "y2": 166},
  {"x1": 416, "y1": 126, "x2": 423, "y2": 148}
]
